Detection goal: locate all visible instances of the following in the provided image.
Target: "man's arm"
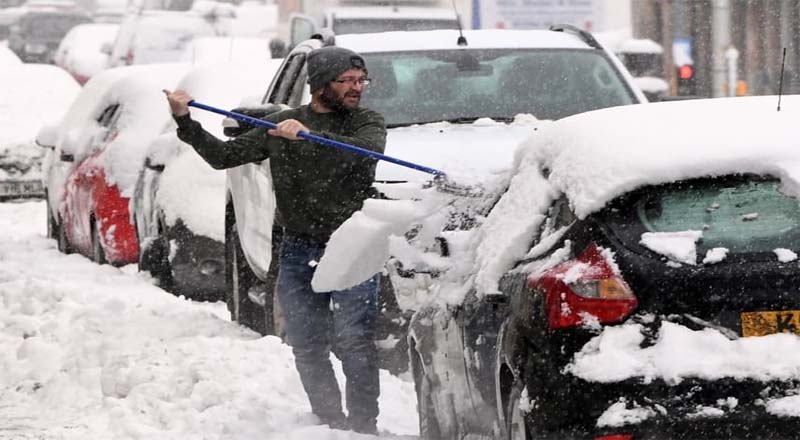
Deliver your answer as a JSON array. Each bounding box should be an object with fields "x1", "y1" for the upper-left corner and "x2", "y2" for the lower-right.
[
  {"x1": 174, "y1": 114, "x2": 271, "y2": 170},
  {"x1": 311, "y1": 110, "x2": 387, "y2": 156}
]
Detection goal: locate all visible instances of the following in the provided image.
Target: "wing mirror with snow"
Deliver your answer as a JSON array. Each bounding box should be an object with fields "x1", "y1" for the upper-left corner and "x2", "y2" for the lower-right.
[{"x1": 35, "y1": 124, "x2": 59, "y2": 150}]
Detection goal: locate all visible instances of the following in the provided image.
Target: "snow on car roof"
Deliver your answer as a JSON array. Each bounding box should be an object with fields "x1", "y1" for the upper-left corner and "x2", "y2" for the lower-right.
[
  {"x1": 102, "y1": 64, "x2": 192, "y2": 196},
  {"x1": 522, "y1": 95, "x2": 800, "y2": 219},
  {"x1": 153, "y1": 59, "x2": 283, "y2": 241},
  {"x1": 335, "y1": 29, "x2": 592, "y2": 53},
  {"x1": 327, "y1": 6, "x2": 458, "y2": 20}
]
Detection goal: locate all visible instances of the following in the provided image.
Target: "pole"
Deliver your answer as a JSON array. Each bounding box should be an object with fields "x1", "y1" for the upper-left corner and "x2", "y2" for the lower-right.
[
  {"x1": 187, "y1": 101, "x2": 447, "y2": 178},
  {"x1": 711, "y1": 0, "x2": 731, "y2": 97}
]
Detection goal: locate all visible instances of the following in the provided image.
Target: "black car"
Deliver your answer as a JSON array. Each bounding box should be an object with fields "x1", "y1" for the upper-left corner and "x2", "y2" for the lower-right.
[
  {"x1": 409, "y1": 171, "x2": 800, "y2": 440},
  {"x1": 8, "y1": 9, "x2": 91, "y2": 63}
]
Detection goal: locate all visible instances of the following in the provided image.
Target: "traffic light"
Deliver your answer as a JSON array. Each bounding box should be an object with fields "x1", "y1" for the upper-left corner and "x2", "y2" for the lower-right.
[{"x1": 676, "y1": 64, "x2": 696, "y2": 95}]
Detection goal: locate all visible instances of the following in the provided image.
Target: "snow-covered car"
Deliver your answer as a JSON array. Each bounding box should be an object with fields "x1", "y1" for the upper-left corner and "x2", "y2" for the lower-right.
[
  {"x1": 7, "y1": 8, "x2": 92, "y2": 62},
  {"x1": 131, "y1": 59, "x2": 282, "y2": 300},
  {"x1": 222, "y1": 27, "x2": 645, "y2": 363},
  {"x1": 0, "y1": 6, "x2": 25, "y2": 39},
  {"x1": 404, "y1": 95, "x2": 800, "y2": 439},
  {"x1": 106, "y1": 10, "x2": 222, "y2": 68},
  {"x1": 0, "y1": 64, "x2": 79, "y2": 201},
  {"x1": 53, "y1": 22, "x2": 119, "y2": 84},
  {"x1": 287, "y1": 5, "x2": 460, "y2": 49},
  {"x1": 37, "y1": 64, "x2": 190, "y2": 265},
  {"x1": 179, "y1": 36, "x2": 274, "y2": 65},
  {"x1": 596, "y1": 29, "x2": 670, "y2": 101}
]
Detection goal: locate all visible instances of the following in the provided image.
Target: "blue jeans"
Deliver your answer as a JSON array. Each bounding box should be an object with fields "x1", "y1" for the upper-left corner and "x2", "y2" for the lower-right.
[{"x1": 276, "y1": 232, "x2": 380, "y2": 429}]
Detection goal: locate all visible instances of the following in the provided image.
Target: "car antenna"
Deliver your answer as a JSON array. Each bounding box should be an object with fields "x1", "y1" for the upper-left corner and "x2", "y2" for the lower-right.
[
  {"x1": 777, "y1": 47, "x2": 786, "y2": 112},
  {"x1": 451, "y1": 0, "x2": 467, "y2": 46}
]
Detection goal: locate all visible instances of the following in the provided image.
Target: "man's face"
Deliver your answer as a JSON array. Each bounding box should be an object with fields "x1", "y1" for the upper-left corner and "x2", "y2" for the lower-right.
[{"x1": 319, "y1": 68, "x2": 368, "y2": 111}]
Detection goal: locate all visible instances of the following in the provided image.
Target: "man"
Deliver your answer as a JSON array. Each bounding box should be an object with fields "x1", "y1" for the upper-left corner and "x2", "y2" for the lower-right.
[{"x1": 164, "y1": 46, "x2": 385, "y2": 435}]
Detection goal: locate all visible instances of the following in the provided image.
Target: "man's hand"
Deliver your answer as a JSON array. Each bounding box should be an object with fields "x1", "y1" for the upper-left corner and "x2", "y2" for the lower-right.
[
  {"x1": 163, "y1": 89, "x2": 192, "y2": 117},
  {"x1": 268, "y1": 119, "x2": 309, "y2": 141}
]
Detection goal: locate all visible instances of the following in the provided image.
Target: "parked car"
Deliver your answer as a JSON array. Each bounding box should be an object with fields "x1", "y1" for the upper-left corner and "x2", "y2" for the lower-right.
[
  {"x1": 131, "y1": 59, "x2": 282, "y2": 300},
  {"x1": 53, "y1": 22, "x2": 119, "y2": 84},
  {"x1": 287, "y1": 6, "x2": 460, "y2": 49},
  {"x1": 179, "y1": 36, "x2": 273, "y2": 65},
  {"x1": 0, "y1": 6, "x2": 26, "y2": 40},
  {"x1": 7, "y1": 8, "x2": 92, "y2": 62},
  {"x1": 106, "y1": 10, "x2": 223, "y2": 68},
  {"x1": 0, "y1": 64, "x2": 79, "y2": 201},
  {"x1": 406, "y1": 95, "x2": 800, "y2": 439},
  {"x1": 596, "y1": 29, "x2": 669, "y2": 101},
  {"x1": 221, "y1": 27, "x2": 645, "y2": 371},
  {"x1": 37, "y1": 64, "x2": 190, "y2": 264}
]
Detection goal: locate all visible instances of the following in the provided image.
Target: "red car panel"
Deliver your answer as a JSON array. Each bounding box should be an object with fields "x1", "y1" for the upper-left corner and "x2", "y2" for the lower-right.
[{"x1": 62, "y1": 149, "x2": 139, "y2": 264}]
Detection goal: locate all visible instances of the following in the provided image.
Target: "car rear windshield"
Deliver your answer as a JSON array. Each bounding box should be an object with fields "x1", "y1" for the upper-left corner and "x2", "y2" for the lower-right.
[
  {"x1": 361, "y1": 48, "x2": 636, "y2": 127},
  {"x1": 609, "y1": 177, "x2": 800, "y2": 256},
  {"x1": 333, "y1": 18, "x2": 459, "y2": 35}
]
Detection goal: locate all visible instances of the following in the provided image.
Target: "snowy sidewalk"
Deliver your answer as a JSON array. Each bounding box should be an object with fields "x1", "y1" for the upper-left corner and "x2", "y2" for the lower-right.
[{"x1": 0, "y1": 201, "x2": 419, "y2": 440}]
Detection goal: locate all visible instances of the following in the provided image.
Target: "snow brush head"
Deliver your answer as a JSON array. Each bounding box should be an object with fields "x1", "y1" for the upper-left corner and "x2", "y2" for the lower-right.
[{"x1": 432, "y1": 173, "x2": 484, "y2": 197}]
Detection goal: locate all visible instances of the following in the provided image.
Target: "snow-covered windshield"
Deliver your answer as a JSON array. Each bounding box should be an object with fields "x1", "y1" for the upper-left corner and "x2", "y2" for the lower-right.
[
  {"x1": 608, "y1": 177, "x2": 800, "y2": 255},
  {"x1": 360, "y1": 48, "x2": 636, "y2": 127},
  {"x1": 333, "y1": 18, "x2": 459, "y2": 35}
]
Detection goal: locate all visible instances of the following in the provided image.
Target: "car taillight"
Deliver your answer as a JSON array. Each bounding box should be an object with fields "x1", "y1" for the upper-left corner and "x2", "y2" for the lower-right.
[
  {"x1": 528, "y1": 243, "x2": 637, "y2": 330},
  {"x1": 595, "y1": 435, "x2": 633, "y2": 440},
  {"x1": 125, "y1": 49, "x2": 134, "y2": 65}
]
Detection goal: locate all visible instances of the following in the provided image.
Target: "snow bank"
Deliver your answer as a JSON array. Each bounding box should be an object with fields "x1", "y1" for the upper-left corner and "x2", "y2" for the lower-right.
[{"x1": 0, "y1": 201, "x2": 418, "y2": 439}]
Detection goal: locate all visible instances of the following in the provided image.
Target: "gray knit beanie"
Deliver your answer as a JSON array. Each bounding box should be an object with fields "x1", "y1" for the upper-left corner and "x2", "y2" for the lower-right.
[{"x1": 307, "y1": 47, "x2": 367, "y2": 92}]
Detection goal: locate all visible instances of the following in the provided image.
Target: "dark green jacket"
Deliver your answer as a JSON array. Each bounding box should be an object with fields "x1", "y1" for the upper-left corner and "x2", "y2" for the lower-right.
[{"x1": 174, "y1": 105, "x2": 386, "y2": 240}]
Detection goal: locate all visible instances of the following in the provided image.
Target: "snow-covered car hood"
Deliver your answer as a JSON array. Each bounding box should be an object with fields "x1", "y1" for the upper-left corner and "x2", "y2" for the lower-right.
[{"x1": 378, "y1": 117, "x2": 542, "y2": 184}]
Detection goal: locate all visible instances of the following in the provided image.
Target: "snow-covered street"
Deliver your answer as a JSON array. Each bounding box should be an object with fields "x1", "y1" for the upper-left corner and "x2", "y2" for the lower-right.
[{"x1": 0, "y1": 200, "x2": 419, "y2": 440}]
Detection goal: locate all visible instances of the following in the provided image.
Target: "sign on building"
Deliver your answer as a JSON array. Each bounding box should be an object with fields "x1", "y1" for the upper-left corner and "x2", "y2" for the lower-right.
[{"x1": 476, "y1": 0, "x2": 607, "y2": 31}]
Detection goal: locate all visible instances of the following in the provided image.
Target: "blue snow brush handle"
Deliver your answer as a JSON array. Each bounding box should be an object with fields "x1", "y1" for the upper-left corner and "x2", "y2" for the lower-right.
[{"x1": 187, "y1": 100, "x2": 447, "y2": 178}]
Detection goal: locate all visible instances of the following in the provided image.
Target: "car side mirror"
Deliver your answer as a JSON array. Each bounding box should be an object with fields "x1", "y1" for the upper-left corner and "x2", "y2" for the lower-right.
[
  {"x1": 60, "y1": 152, "x2": 74, "y2": 162},
  {"x1": 144, "y1": 157, "x2": 165, "y2": 172},
  {"x1": 35, "y1": 124, "x2": 59, "y2": 149},
  {"x1": 222, "y1": 104, "x2": 285, "y2": 137},
  {"x1": 268, "y1": 37, "x2": 286, "y2": 59}
]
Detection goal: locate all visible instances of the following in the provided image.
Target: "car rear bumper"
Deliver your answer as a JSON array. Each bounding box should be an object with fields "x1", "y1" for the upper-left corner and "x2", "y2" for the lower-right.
[
  {"x1": 528, "y1": 370, "x2": 800, "y2": 439},
  {"x1": 167, "y1": 220, "x2": 225, "y2": 301}
]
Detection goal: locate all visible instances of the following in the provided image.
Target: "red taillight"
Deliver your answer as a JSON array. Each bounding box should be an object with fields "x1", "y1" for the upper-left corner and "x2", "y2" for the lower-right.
[
  {"x1": 125, "y1": 49, "x2": 134, "y2": 65},
  {"x1": 74, "y1": 73, "x2": 89, "y2": 85},
  {"x1": 528, "y1": 243, "x2": 637, "y2": 330},
  {"x1": 678, "y1": 64, "x2": 694, "y2": 80},
  {"x1": 595, "y1": 435, "x2": 634, "y2": 440}
]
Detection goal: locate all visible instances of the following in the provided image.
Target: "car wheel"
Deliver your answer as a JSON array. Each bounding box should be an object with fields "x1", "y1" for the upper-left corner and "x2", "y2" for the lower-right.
[
  {"x1": 46, "y1": 195, "x2": 58, "y2": 240},
  {"x1": 506, "y1": 380, "x2": 532, "y2": 440},
  {"x1": 139, "y1": 230, "x2": 175, "y2": 291},
  {"x1": 411, "y1": 347, "x2": 442, "y2": 440},
  {"x1": 91, "y1": 218, "x2": 107, "y2": 265},
  {"x1": 57, "y1": 215, "x2": 72, "y2": 254},
  {"x1": 225, "y1": 213, "x2": 267, "y2": 335}
]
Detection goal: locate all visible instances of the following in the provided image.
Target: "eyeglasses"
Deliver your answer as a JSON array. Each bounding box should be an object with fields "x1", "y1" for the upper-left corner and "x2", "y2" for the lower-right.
[{"x1": 332, "y1": 77, "x2": 372, "y2": 86}]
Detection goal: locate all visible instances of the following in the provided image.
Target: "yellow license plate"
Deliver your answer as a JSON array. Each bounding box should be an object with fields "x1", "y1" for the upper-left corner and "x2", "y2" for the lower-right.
[{"x1": 741, "y1": 311, "x2": 800, "y2": 337}]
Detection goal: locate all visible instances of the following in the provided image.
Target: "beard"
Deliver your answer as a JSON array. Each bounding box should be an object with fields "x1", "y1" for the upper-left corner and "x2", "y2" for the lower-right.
[{"x1": 319, "y1": 84, "x2": 361, "y2": 112}]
